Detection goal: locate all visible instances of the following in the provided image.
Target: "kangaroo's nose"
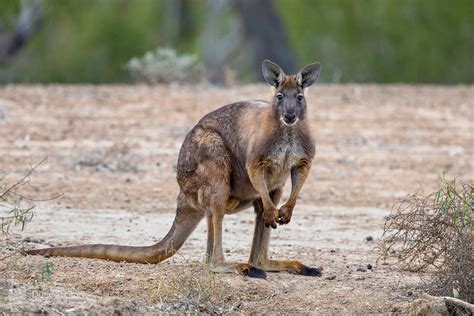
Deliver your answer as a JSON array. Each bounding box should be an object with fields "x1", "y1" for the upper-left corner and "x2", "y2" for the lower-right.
[{"x1": 284, "y1": 112, "x2": 296, "y2": 121}]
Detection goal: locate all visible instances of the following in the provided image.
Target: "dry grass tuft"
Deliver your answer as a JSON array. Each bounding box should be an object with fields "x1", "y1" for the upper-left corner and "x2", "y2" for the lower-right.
[
  {"x1": 380, "y1": 174, "x2": 473, "y2": 304},
  {"x1": 150, "y1": 263, "x2": 242, "y2": 314}
]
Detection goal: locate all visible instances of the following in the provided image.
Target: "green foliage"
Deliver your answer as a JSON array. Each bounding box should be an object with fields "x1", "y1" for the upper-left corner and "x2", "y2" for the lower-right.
[
  {"x1": 434, "y1": 172, "x2": 473, "y2": 230},
  {"x1": 41, "y1": 261, "x2": 54, "y2": 281},
  {"x1": 1, "y1": 0, "x2": 167, "y2": 83},
  {"x1": 278, "y1": 0, "x2": 474, "y2": 83},
  {"x1": 0, "y1": 0, "x2": 472, "y2": 83}
]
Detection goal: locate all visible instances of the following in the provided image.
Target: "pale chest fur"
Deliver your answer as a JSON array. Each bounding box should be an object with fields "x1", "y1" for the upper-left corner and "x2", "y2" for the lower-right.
[
  {"x1": 267, "y1": 138, "x2": 305, "y2": 169},
  {"x1": 264, "y1": 131, "x2": 307, "y2": 189}
]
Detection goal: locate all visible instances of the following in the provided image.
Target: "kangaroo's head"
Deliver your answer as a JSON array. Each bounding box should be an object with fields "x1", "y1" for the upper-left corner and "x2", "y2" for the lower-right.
[{"x1": 262, "y1": 60, "x2": 321, "y2": 126}]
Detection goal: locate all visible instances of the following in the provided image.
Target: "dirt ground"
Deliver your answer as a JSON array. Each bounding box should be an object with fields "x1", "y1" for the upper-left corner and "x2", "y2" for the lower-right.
[{"x1": 0, "y1": 84, "x2": 472, "y2": 314}]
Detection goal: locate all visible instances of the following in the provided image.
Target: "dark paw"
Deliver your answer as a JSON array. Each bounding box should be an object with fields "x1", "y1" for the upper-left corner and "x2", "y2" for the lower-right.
[
  {"x1": 301, "y1": 267, "x2": 322, "y2": 277},
  {"x1": 288, "y1": 266, "x2": 322, "y2": 277},
  {"x1": 243, "y1": 267, "x2": 267, "y2": 279}
]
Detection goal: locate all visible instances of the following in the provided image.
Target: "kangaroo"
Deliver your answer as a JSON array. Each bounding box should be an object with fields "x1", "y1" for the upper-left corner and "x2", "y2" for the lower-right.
[{"x1": 27, "y1": 60, "x2": 321, "y2": 279}]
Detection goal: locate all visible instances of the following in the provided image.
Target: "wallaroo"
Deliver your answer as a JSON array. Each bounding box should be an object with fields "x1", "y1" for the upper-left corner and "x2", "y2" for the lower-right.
[{"x1": 27, "y1": 60, "x2": 322, "y2": 279}]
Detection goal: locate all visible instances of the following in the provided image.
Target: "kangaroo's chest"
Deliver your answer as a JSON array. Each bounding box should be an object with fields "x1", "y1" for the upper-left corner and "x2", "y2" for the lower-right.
[
  {"x1": 264, "y1": 138, "x2": 305, "y2": 189},
  {"x1": 267, "y1": 140, "x2": 304, "y2": 169}
]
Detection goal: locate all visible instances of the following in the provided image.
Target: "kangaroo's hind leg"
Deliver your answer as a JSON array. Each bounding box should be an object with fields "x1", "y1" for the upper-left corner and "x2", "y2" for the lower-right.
[
  {"x1": 205, "y1": 214, "x2": 214, "y2": 263},
  {"x1": 191, "y1": 130, "x2": 266, "y2": 279},
  {"x1": 205, "y1": 189, "x2": 266, "y2": 279},
  {"x1": 249, "y1": 189, "x2": 321, "y2": 277}
]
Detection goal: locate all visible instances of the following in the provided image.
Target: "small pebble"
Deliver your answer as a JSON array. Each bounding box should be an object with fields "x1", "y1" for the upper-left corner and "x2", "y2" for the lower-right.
[
  {"x1": 330, "y1": 249, "x2": 336, "y2": 253},
  {"x1": 338, "y1": 155, "x2": 356, "y2": 164},
  {"x1": 43, "y1": 253, "x2": 50, "y2": 258},
  {"x1": 448, "y1": 146, "x2": 464, "y2": 157},
  {"x1": 356, "y1": 267, "x2": 366, "y2": 272},
  {"x1": 366, "y1": 236, "x2": 373, "y2": 241},
  {"x1": 24, "y1": 237, "x2": 45, "y2": 244},
  {"x1": 326, "y1": 275, "x2": 336, "y2": 280},
  {"x1": 367, "y1": 263, "x2": 373, "y2": 270}
]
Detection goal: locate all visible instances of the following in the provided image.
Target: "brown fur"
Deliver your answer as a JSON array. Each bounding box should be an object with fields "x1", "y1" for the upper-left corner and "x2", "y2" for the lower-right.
[{"x1": 27, "y1": 60, "x2": 322, "y2": 278}]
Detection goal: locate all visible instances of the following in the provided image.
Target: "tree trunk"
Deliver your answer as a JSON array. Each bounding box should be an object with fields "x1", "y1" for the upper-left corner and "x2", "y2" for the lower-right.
[
  {"x1": 235, "y1": 0, "x2": 296, "y2": 76},
  {"x1": 0, "y1": 0, "x2": 44, "y2": 63}
]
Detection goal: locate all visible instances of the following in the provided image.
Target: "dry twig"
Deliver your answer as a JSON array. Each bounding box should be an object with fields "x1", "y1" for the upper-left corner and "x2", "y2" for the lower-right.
[{"x1": 1, "y1": 158, "x2": 62, "y2": 259}]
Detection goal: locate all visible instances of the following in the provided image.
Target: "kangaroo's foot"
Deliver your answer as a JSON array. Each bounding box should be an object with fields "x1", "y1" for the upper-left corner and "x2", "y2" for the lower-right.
[
  {"x1": 256, "y1": 259, "x2": 322, "y2": 277},
  {"x1": 210, "y1": 261, "x2": 267, "y2": 279}
]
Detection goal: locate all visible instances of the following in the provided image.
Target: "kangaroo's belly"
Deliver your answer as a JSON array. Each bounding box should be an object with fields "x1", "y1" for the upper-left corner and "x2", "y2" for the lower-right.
[
  {"x1": 226, "y1": 165, "x2": 291, "y2": 215},
  {"x1": 229, "y1": 171, "x2": 289, "y2": 201},
  {"x1": 229, "y1": 157, "x2": 295, "y2": 202}
]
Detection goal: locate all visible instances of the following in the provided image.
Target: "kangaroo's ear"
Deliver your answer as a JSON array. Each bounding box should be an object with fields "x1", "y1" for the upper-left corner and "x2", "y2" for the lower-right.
[
  {"x1": 262, "y1": 59, "x2": 285, "y2": 87},
  {"x1": 296, "y1": 62, "x2": 321, "y2": 88}
]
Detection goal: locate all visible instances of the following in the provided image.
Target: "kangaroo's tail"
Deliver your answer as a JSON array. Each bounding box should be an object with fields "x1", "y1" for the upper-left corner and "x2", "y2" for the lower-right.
[{"x1": 26, "y1": 207, "x2": 203, "y2": 264}]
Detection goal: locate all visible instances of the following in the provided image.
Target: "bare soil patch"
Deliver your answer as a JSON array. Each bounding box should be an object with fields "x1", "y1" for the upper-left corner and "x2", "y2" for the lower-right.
[{"x1": 0, "y1": 84, "x2": 472, "y2": 314}]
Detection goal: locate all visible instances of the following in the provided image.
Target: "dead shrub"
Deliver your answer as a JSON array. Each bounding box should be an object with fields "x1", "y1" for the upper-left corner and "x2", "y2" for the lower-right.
[
  {"x1": 1, "y1": 159, "x2": 61, "y2": 260},
  {"x1": 0, "y1": 166, "x2": 38, "y2": 236},
  {"x1": 380, "y1": 174, "x2": 473, "y2": 304}
]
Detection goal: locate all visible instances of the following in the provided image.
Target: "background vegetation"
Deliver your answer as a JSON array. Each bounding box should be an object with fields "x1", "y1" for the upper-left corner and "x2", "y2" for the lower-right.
[{"x1": 0, "y1": 0, "x2": 472, "y2": 84}]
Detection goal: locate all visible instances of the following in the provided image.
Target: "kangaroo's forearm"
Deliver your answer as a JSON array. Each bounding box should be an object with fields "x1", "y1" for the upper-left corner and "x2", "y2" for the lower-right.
[
  {"x1": 247, "y1": 161, "x2": 279, "y2": 228},
  {"x1": 285, "y1": 160, "x2": 312, "y2": 207},
  {"x1": 277, "y1": 161, "x2": 312, "y2": 225},
  {"x1": 247, "y1": 162, "x2": 273, "y2": 207}
]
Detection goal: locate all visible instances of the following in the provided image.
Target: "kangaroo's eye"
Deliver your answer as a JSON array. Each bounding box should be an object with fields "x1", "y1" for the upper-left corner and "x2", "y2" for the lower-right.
[
  {"x1": 297, "y1": 94, "x2": 304, "y2": 102},
  {"x1": 276, "y1": 93, "x2": 284, "y2": 101}
]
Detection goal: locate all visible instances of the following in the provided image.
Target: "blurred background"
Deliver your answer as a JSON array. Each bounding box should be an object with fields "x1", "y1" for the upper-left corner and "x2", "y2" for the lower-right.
[{"x1": 0, "y1": 0, "x2": 472, "y2": 85}]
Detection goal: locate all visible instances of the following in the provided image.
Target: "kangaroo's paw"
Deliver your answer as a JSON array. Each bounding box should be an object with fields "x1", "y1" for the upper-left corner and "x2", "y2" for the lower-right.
[
  {"x1": 277, "y1": 204, "x2": 294, "y2": 225},
  {"x1": 256, "y1": 259, "x2": 322, "y2": 277},
  {"x1": 287, "y1": 264, "x2": 322, "y2": 277},
  {"x1": 210, "y1": 262, "x2": 267, "y2": 279},
  {"x1": 263, "y1": 208, "x2": 278, "y2": 229},
  {"x1": 236, "y1": 263, "x2": 267, "y2": 279}
]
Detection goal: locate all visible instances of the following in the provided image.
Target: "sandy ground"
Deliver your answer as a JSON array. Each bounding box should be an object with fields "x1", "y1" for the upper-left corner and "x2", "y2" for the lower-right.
[{"x1": 0, "y1": 84, "x2": 472, "y2": 314}]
